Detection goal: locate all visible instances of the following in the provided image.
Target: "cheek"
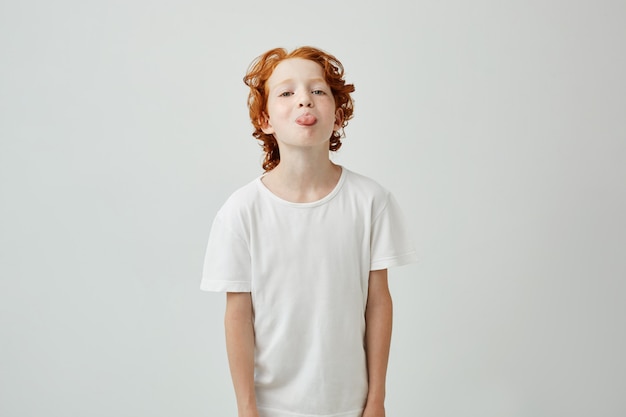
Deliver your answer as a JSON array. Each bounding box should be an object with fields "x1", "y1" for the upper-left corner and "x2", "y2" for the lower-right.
[{"x1": 268, "y1": 102, "x2": 289, "y2": 118}]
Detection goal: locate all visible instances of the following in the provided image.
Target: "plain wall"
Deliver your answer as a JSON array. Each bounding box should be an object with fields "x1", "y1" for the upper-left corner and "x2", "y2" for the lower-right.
[{"x1": 1, "y1": 1, "x2": 625, "y2": 416}]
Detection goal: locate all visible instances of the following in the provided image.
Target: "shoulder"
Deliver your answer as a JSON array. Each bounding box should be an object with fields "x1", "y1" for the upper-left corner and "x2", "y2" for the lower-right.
[
  {"x1": 214, "y1": 176, "x2": 263, "y2": 222},
  {"x1": 207, "y1": 176, "x2": 266, "y2": 242},
  {"x1": 222, "y1": 177, "x2": 262, "y2": 207},
  {"x1": 339, "y1": 167, "x2": 397, "y2": 220},
  {"x1": 342, "y1": 167, "x2": 391, "y2": 201}
]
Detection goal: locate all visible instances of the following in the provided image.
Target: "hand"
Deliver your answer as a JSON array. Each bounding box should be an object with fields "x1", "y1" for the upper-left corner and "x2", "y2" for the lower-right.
[{"x1": 362, "y1": 403, "x2": 386, "y2": 417}]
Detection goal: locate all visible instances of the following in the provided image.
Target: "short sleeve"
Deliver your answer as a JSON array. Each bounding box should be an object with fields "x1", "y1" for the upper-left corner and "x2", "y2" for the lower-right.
[
  {"x1": 200, "y1": 214, "x2": 251, "y2": 292},
  {"x1": 370, "y1": 192, "x2": 418, "y2": 271}
]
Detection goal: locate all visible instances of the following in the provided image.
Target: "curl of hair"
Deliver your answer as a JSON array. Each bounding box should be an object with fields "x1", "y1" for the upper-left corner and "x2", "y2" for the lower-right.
[{"x1": 243, "y1": 46, "x2": 355, "y2": 171}]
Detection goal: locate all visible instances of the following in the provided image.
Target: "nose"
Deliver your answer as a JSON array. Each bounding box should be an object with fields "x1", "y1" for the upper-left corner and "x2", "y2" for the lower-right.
[{"x1": 298, "y1": 92, "x2": 313, "y2": 108}]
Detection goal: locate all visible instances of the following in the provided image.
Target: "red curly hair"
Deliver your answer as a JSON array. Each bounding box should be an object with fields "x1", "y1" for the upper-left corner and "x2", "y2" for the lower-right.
[{"x1": 243, "y1": 46, "x2": 355, "y2": 171}]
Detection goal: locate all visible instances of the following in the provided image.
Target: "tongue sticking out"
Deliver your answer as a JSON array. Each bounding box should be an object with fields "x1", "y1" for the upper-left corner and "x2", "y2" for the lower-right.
[{"x1": 296, "y1": 114, "x2": 317, "y2": 126}]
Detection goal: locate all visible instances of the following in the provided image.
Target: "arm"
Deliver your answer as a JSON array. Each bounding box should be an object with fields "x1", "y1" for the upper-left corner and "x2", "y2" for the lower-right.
[
  {"x1": 363, "y1": 269, "x2": 393, "y2": 417},
  {"x1": 225, "y1": 292, "x2": 259, "y2": 417}
]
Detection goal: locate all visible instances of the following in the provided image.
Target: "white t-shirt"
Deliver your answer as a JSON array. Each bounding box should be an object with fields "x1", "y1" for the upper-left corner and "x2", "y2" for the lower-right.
[{"x1": 201, "y1": 167, "x2": 417, "y2": 417}]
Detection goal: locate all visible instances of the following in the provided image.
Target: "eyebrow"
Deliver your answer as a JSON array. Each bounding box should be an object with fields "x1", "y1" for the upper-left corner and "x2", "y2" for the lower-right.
[{"x1": 272, "y1": 77, "x2": 328, "y2": 87}]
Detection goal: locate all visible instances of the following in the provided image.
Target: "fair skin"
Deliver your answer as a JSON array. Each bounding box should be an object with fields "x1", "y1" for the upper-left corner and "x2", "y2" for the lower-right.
[
  {"x1": 225, "y1": 292, "x2": 258, "y2": 417},
  {"x1": 225, "y1": 58, "x2": 393, "y2": 417},
  {"x1": 363, "y1": 269, "x2": 393, "y2": 417},
  {"x1": 260, "y1": 58, "x2": 343, "y2": 203}
]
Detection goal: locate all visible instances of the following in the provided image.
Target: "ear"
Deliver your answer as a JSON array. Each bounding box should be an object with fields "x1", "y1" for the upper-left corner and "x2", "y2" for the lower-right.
[
  {"x1": 260, "y1": 112, "x2": 274, "y2": 134},
  {"x1": 334, "y1": 108, "x2": 344, "y2": 131}
]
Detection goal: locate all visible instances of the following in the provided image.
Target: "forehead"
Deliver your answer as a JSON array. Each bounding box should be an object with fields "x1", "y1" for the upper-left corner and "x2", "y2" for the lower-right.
[{"x1": 267, "y1": 58, "x2": 326, "y2": 88}]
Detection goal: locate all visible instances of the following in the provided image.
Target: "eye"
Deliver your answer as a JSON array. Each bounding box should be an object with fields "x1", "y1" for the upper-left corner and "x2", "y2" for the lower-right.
[
  {"x1": 279, "y1": 91, "x2": 293, "y2": 97},
  {"x1": 312, "y1": 90, "x2": 326, "y2": 95}
]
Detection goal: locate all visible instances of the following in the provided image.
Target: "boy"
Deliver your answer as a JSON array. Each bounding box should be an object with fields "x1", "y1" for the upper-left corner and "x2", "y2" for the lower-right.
[{"x1": 201, "y1": 46, "x2": 417, "y2": 417}]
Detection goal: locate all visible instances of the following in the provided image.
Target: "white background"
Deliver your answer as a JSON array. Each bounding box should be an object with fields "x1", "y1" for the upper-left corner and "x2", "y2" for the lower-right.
[{"x1": 1, "y1": 1, "x2": 625, "y2": 416}]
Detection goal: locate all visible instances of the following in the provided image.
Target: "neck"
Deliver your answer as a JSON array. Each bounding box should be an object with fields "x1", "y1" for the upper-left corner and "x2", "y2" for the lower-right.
[
  {"x1": 261, "y1": 146, "x2": 342, "y2": 203},
  {"x1": 275, "y1": 152, "x2": 335, "y2": 183}
]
